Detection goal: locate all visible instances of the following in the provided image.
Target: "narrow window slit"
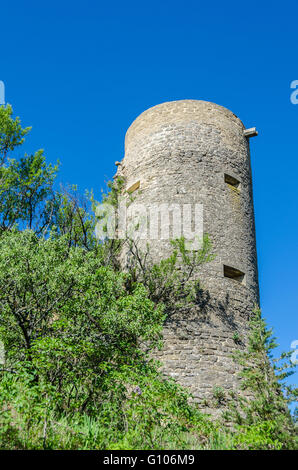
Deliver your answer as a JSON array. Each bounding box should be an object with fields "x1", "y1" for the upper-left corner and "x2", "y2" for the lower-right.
[
  {"x1": 224, "y1": 174, "x2": 240, "y2": 189},
  {"x1": 223, "y1": 265, "x2": 245, "y2": 284},
  {"x1": 127, "y1": 180, "x2": 140, "y2": 193}
]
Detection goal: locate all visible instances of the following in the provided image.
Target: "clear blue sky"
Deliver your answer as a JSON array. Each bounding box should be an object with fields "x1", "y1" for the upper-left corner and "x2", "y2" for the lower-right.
[{"x1": 1, "y1": 1, "x2": 297, "y2": 390}]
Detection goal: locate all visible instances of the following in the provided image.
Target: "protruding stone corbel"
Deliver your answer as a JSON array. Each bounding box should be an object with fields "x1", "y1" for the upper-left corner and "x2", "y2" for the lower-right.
[{"x1": 243, "y1": 127, "x2": 258, "y2": 138}]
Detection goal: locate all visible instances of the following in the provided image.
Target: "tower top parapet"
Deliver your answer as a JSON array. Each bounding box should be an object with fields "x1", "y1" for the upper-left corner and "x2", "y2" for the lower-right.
[{"x1": 125, "y1": 99, "x2": 246, "y2": 154}]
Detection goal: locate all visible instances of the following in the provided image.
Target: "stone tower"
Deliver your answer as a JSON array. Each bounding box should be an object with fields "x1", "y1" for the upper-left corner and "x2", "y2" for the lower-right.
[{"x1": 115, "y1": 100, "x2": 259, "y2": 409}]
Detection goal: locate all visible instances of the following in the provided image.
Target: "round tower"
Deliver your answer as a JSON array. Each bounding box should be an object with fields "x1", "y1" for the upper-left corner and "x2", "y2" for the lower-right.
[{"x1": 116, "y1": 100, "x2": 259, "y2": 408}]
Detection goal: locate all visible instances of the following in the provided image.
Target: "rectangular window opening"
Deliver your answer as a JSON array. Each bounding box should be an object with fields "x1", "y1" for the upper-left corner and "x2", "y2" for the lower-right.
[
  {"x1": 224, "y1": 173, "x2": 240, "y2": 189},
  {"x1": 127, "y1": 180, "x2": 140, "y2": 194},
  {"x1": 223, "y1": 265, "x2": 246, "y2": 284}
]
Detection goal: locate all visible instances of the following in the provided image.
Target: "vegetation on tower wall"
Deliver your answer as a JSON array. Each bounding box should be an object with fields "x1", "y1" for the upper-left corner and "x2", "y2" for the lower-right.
[{"x1": 0, "y1": 105, "x2": 297, "y2": 450}]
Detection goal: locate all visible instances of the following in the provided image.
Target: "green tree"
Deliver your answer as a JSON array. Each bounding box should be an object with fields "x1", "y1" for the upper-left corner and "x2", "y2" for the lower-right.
[
  {"x1": 0, "y1": 105, "x2": 59, "y2": 233},
  {"x1": 0, "y1": 229, "x2": 217, "y2": 450},
  {"x1": 51, "y1": 184, "x2": 99, "y2": 251},
  {"x1": 0, "y1": 229, "x2": 164, "y2": 368},
  {"x1": 226, "y1": 308, "x2": 298, "y2": 449},
  {"x1": 0, "y1": 105, "x2": 296, "y2": 451},
  {"x1": 0, "y1": 104, "x2": 30, "y2": 163}
]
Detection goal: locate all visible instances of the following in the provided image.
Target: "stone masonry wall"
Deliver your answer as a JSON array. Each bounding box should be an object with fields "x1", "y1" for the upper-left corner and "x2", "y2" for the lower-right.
[{"x1": 115, "y1": 100, "x2": 259, "y2": 414}]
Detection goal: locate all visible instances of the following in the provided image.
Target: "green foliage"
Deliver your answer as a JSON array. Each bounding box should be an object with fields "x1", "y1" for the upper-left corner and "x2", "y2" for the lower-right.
[
  {"x1": 0, "y1": 104, "x2": 31, "y2": 160},
  {"x1": 224, "y1": 308, "x2": 298, "y2": 449},
  {"x1": 0, "y1": 231, "x2": 216, "y2": 450},
  {"x1": 0, "y1": 230, "x2": 164, "y2": 364},
  {"x1": 212, "y1": 386, "x2": 226, "y2": 407},
  {"x1": 101, "y1": 176, "x2": 125, "y2": 207},
  {"x1": 0, "y1": 105, "x2": 59, "y2": 233},
  {"x1": 0, "y1": 360, "x2": 223, "y2": 450},
  {"x1": 50, "y1": 185, "x2": 100, "y2": 250},
  {"x1": 126, "y1": 235, "x2": 215, "y2": 314},
  {"x1": 0, "y1": 151, "x2": 59, "y2": 233},
  {"x1": 0, "y1": 107, "x2": 297, "y2": 450}
]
